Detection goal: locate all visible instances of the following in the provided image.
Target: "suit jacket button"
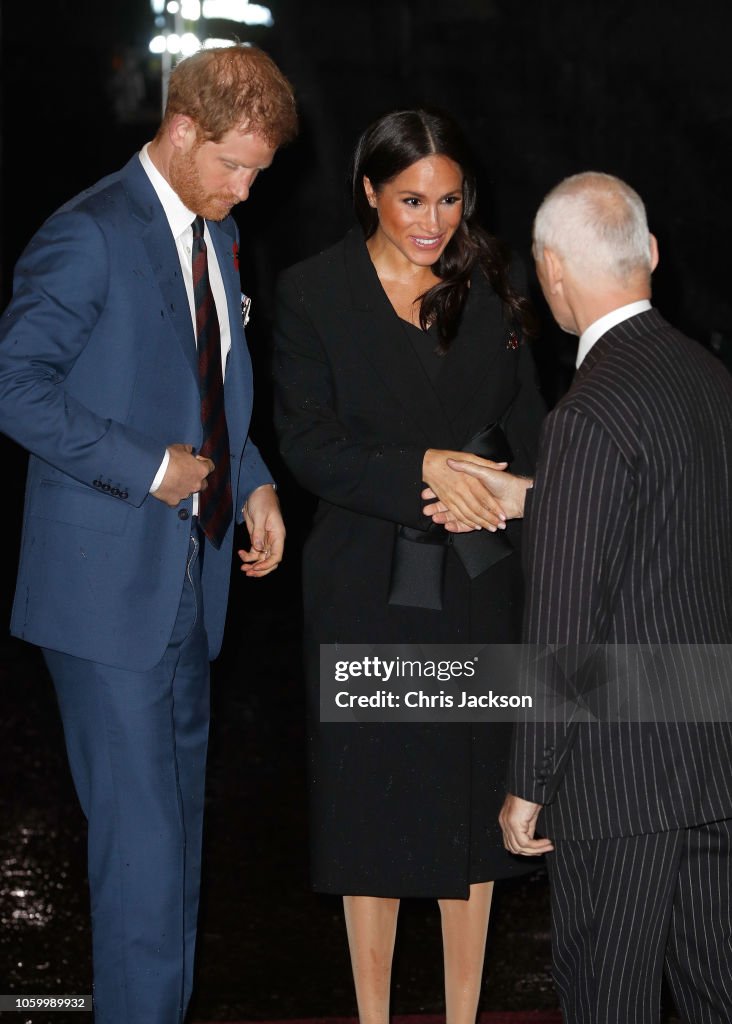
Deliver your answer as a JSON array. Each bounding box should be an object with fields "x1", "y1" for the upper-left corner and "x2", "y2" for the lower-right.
[
  {"x1": 178, "y1": 509, "x2": 190, "y2": 520},
  {"x1": 120, "y1": 491, "x2": 129, "y2": 500}
]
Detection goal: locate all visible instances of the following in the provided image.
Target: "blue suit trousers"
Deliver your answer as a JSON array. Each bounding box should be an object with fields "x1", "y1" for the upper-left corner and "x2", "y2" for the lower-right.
[{"x1": 44, "y1": 530, "x2": 210, "y2": 1024}]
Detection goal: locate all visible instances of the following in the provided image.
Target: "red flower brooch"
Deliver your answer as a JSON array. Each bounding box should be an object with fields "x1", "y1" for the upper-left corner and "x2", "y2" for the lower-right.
[
  {"x1": 506, "y1": 329, "x2": 519, "y2": 350},
  {"x1": 232, "y1": 241, "x2": 240, "y2": 271}
]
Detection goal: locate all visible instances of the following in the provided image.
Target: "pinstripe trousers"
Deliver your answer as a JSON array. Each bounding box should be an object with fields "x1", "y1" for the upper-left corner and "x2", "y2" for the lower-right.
[{"x1": 547, "y1": 820, "x2": 732, "y2": 1023}]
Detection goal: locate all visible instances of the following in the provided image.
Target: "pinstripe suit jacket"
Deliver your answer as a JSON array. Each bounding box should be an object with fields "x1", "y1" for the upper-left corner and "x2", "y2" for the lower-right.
[{"x1": 509, "y1": 308, "x2": 732, "y2": 840}]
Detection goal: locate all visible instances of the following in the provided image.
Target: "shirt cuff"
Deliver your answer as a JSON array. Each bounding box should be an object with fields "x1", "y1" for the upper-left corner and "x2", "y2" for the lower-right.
[{"x1": 150, "y1": 449, "x2": 170, "y2": 494}]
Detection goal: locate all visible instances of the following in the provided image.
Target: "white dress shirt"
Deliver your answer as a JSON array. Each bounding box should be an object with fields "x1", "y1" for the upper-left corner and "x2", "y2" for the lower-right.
[
  {"x1": 138, "y1": 143, "x2": 233, "y2": 502},
  {"x1": 576, "y1": 300, "x2": 652, "y2": 368}
]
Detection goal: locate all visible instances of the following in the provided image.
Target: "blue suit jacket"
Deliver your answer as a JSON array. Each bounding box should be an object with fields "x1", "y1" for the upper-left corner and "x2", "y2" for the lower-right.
[{"x1": 0, "y1": 154, "x2": 272, "y2": 670}]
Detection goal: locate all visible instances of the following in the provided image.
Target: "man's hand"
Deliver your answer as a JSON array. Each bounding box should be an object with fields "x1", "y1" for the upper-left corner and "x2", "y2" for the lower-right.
[
  {"x1": 238, "y1": 484, "x2": 285, "y2": 578},
  {"x1": 423, "y1": 458, "x2": 533, "y2": 531},
  {"x1": 499, "y1": 793, "x2": 554, "y2": 856},
  {"x1": 152, "y1": 443, "x2": 214, "y2": 507},
  {"x1": 422, "y1": 449, "x2": 509, "y2": 531}
]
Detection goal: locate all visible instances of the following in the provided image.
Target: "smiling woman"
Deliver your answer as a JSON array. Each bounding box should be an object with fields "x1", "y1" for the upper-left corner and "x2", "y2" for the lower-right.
[
  {"x1": 352, "y1": 109, "x2": 532, "y2": 349},
  {"x1": 362, "y1": 154, "x2": 464, "y2": 322},
  {"x1": 273, "y1": 108, "x2": 547, "y2": 1024},
  {"x1": 365, "y1": 155, "x2": 464, "y2": 261}
]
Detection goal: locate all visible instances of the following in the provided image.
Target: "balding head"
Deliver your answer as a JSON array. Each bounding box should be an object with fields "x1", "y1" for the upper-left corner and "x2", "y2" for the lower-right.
[{"x1": 533, "y1": 172, "x2": 653, "y2": 287}]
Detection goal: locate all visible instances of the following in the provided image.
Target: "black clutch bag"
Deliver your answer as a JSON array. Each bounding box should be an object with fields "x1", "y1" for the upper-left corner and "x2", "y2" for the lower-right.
[{"x1": 387, "y1": 422, "x2": 515, "y2": 610}]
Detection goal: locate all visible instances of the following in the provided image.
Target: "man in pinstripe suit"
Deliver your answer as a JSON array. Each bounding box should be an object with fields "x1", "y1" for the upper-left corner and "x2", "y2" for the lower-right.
[{"x1": 432, "y1": 173, "x2": 732, "y2": 1023}]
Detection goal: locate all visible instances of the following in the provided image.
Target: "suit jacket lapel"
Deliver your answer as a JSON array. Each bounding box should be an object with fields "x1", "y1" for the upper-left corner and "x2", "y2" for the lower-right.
[
  {"x1": 571, "y1": 332, "x2": 613, "y2": 391},
  {"x1": 434, "y1": 268, "x2": 515, "y2": 436},
  {"x1": 343, "y1": 227, "x2": 456, "y2": 447},
  {"x1": 570, "y1": 309, "x2": 660, "y2": 393},
  {"x1": 122, "y1": 155, "x2": 198, "y2": 381},
  {"x1": 208, "y1": 218, "x2": 253, "y2": 443},
  {"x1": 208, "y1": 218, "x2": 241, "y2": 350}
]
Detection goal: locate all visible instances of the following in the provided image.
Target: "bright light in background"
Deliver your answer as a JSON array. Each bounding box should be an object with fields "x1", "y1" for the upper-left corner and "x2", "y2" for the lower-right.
[
  {"x1": 180, "y1": 32, "x2": 202, "y2": 54},
  {"x1": 203, "y1": 37, "x2": 249, "y2": 48},
  {"x1": 150, "y1": 0, "x2": 271, "y2": 113},
  {"x1": 181, "y1": 0, "x2": 202, "y2": 19},
  {"x1": 242, "y1": 5, "x2": 274, "y2": 26},
  {"x1": 159, "y1": 32, "x2": 202, "y2": 56},
  {"x1": 202, "y1": 1, "x2": 274, "y2": 26}
]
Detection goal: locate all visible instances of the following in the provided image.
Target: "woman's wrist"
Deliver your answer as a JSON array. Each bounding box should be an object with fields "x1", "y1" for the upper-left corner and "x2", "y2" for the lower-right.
[{"x1": 422, "y1": 448, "x2": 439, "y2": 483}]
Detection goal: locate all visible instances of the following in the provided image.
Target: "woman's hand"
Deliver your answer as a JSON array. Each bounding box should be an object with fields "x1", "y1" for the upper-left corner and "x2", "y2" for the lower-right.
[
  {"x1": 421, "y1": 449, "x2": 509, "y2": 531},
  {"x1": 423, "y1": 457, "x2": 533, "y2": 531}
]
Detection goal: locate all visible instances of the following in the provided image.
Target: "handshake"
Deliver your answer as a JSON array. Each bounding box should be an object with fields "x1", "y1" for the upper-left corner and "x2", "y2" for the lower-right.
[{"x1": 421, "y1": 449, "x2": 534, "y2": 533}]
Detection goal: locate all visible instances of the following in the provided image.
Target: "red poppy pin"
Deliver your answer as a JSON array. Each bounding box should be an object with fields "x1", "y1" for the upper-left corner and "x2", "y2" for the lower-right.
[
  {"x1": 232, "y1": 241, "x2": 240, "y2": 271},
  {"x1": 506, "y1": 329, "x2": 519, "y2": 350}
]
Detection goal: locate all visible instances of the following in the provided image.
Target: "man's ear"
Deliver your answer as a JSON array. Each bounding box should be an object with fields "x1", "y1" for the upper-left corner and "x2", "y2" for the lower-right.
[
  {"x1": 649, "y1": 233, "x2": 660, "y2": 273},
  {"x1": 168, "y1": 114, "x2": 198, "y2": 152},
  {"x1": 544, "y1": 246, "x2": 565, "y2": 294}
]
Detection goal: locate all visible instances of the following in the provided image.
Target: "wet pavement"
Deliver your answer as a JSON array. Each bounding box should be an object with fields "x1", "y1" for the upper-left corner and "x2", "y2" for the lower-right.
[{"x1": 0, "y1": 556, "x2": 680, "y2": 1023}]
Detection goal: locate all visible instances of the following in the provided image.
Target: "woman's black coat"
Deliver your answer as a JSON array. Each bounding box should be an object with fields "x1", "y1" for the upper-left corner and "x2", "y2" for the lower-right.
[{"x1": 273, "y1": 227, "x2": 545, "y2": 896}]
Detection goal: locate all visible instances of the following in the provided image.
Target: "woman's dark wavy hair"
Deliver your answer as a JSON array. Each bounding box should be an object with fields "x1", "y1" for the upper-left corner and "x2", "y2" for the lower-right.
[{"x1": 352, "y1": 109, "x2": 535, "y2": 351}]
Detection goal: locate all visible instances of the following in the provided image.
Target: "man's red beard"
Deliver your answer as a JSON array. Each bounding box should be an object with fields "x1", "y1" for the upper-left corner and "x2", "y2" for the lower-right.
[{"x1": 169, "y1": 144, "x2": 236, "y2": 221}]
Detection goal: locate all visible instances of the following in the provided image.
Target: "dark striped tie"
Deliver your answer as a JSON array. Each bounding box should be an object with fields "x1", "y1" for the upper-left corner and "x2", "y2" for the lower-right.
[{"x1": 192, "y1": 216, "x2": 233, "y2": 548}]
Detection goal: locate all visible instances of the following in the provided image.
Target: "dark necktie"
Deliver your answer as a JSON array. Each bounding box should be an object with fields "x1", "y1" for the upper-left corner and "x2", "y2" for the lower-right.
[{"x1": 191, "y1": 215, "x2": 233, "y2": 548}]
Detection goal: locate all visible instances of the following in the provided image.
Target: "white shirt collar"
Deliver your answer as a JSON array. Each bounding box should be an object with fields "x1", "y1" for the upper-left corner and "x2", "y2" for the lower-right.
[
  {"x1": 138, "y1": 142, "x2": 197, "y2": 240},
  {"x1": 576, "y1": 300, "x2": 652, "y2": 368}
]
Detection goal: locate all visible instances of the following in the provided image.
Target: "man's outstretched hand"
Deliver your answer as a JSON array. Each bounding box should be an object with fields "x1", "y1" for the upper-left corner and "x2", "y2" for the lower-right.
[{"x1": 423, "y1": 458, "x2": 533, "y2": 532}]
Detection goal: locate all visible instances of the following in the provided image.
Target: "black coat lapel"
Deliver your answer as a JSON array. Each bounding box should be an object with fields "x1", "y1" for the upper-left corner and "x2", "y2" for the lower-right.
[
  {"x1": 433, "y1": 268, "x2": 516, "y2": 437},
  {"x1": 343, "y1": 227, "x2": 456, "y2": 447}
]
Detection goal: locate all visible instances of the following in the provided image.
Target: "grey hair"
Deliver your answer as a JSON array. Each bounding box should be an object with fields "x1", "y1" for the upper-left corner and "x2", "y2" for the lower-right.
[{"x1": 533, "y1": 172, "x2": 653, "y2": 284}]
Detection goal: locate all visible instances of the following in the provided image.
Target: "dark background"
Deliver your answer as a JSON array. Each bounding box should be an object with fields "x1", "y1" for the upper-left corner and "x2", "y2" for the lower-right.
[{"x1": 1, "y1": 1, "x2": 730, "y2": 1019}]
